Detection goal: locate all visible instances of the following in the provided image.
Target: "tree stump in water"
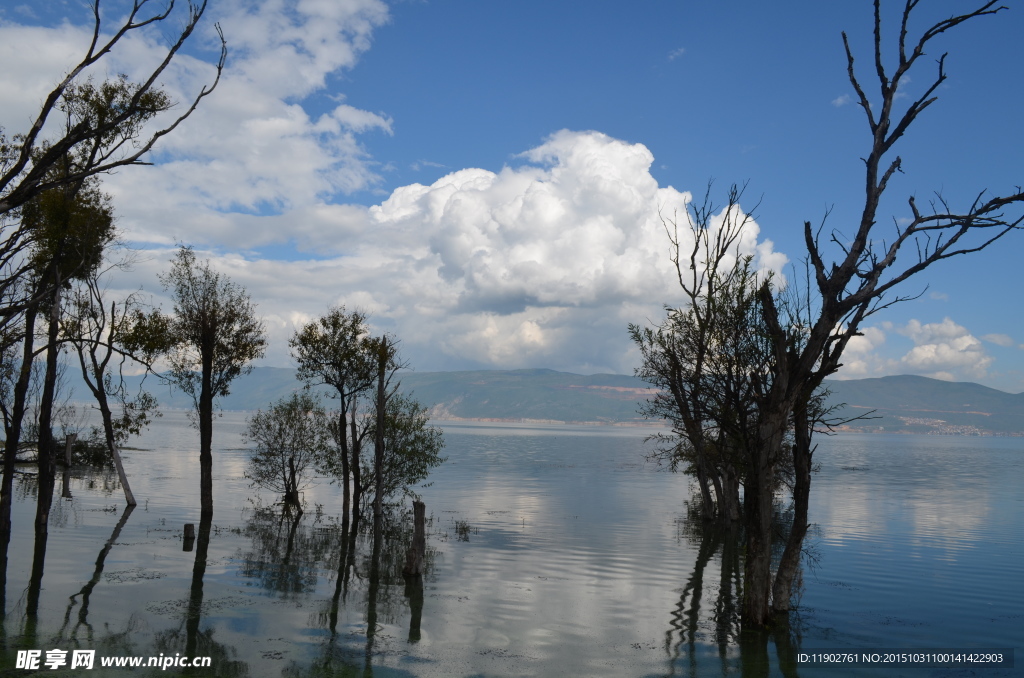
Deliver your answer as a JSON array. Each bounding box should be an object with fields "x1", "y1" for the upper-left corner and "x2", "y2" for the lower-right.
[
  {"x1": 403, "y1": 500, "x2": 426, "y2": 577},
  {"x1": 183, "y1": 523, "x2": 195, "y2": 552}
]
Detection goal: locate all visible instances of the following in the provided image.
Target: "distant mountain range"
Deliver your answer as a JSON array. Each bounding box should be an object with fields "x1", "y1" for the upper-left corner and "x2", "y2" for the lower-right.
[{"x1": 65, "y1": 367, "x2": 1024, "y2": 435}]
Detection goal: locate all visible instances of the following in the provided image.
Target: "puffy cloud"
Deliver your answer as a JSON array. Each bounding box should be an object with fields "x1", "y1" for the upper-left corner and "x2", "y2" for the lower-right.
[
  {"x1": 835, "y1": 318, "x2": 999, "y2": 383},
  {"x1": 2, "y1": 7, "x2": 785, "y2": 374},
  {"x1": 897, "y1": 318, "x2": 992, "y2": 380},
  {"x1": 123, "y1": 131, "x2": 785, "y2": 373}
]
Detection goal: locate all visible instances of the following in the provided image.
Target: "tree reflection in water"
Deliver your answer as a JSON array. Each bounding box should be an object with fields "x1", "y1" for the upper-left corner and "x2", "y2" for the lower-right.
[
  {"x1": 154, "y1": 516, "x2": 251, "y2": 677},
  {"x1": 253, "y1": 507, "x2": 435, "y2": 678},
  {"x1": 665, "y1": 503, "x2": 802, "y2": 677},
  {"x1": 57, "y1": 504, "x2": 135, "y2": 643}
]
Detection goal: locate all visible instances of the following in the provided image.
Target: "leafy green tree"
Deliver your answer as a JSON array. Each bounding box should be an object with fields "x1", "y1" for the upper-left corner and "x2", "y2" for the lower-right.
[
  {"x1": 161, "y1": 246, "x2": 266, "y2": 518},
  {"x1": 289, "y1": 308, "x2": 375, "y2": 518},
  {"x1": 358, "y1": 392, "x2": 445, "y2": 508},
  {"x1": 1, "y1": 0, "x2": 223, "y2": 541},
  {"x1": 245, "y1": 391, "x2": 331, "y2": 511}
]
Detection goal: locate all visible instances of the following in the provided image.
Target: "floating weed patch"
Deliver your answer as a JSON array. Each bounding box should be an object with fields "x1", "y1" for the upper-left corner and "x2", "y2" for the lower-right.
[
  {"x1": 147, "y1": 596, "x2": 249, "y2": 616},
  {"x1": 104, "y1": 569, "x2": 165, "y2": 583},
  {"x1": 453, "y1": 519, "x2": 477, "y2": 541}
]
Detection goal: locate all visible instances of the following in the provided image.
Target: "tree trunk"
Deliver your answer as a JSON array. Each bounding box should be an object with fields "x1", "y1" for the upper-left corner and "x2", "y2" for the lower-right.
[
  {"x1": 61, "y1": 434, "x2": 74, "y2": 499},
  {"x1": 185, "y1": 516, "x2": 212, "y2": 659},
  {"x1": 199, "y1": 352, "x2": 214, "y2": 519},
  {"x1": 742, "y1": 415, "x2": 785, "y2": 628},
  {"x1": 350, "y1": 405, "x2": 361, "y2": 521},
  {"x1": 721, "y1": 462, "x2": 742, "y2": 523},
  {"x1": 692, "y1": 438, "x2": 716, "y2": 518},
  {"x1": 741, "y1": 399, "x2": 786, "y2": 630},
  {"x1": 373, "y1": 343, "x2": 386, "y2": 528},
  {"x1": 771, "y1": 404, "x2": 812, "y2": 614},
  {"x1": 337, "y1": 403, "x2": 350, "y2": 519},
  {"x1": 403, "y1": 500, "x2": 426, "y2": 577},
  {"x1": 741, "y1": 471, "x2": 773, "y2": 628},
  {"x1": 0, "y1": 305, "x2": 37, "y2": 536},
  {"x1": 96, "y1": 388, "x2": 136, "y2": 506},
  {"x1": 34, "y1": 284, "x2": 62, "y2": 532}
]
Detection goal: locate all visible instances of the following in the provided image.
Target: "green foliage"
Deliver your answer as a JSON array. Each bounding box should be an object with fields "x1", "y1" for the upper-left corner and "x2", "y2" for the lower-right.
[
  {"x1": 161, "y1": 246, "x2": 267, "y2": 409},
  {"x1": 360, "y1": 392, "x2": 445, "y2": 503},
  {"x1": 21, "y1": 177, "x2": 115, "y2": 284},
  {"x1": 245, "y1": 391, "x2": 331, "y2": 505},
  {"x1": 290, "y1": 306, "x2": 374, "y2": 398},
  {"x1": 107, "y1": 383, "x2": 159, "y2": 447},
  {"x1": 58, "y1": 75, "x2": 172, "y2": 153}
]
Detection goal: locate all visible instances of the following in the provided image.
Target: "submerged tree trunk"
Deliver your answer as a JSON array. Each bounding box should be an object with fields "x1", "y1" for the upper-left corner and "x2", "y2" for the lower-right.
[
  {"x1": 772, "y1": 404, "x2": 813, "y2": 614},
  {"x1": 1, "y1": 306, "x2": 37, "y2": 536},
  {"x1": 283, "y1": 455, "x2": 302, "y2": 513},
  {"x1": 742, "y1": 413, "x2": 786, "y2": 628},
  {"x1": 198, "y1": 352, "x2": 214, "y2": 519},
  {"x1": 691, "y1": 438, "x2": 716, "y2": 518},
  {"x1": 337, "y1": 404, "x2": 350, "y2": 519},
  {"x1": 93, "y1": 387, "x2": 136, "y2": 506},
  {"x1": 35, "y1": 284, "x2": 62, "y2": 532},
  {"x1": 721, "y1": 462, "x2": 742, "y2": 523},
  {"x1": 350, "y1": 406, "x2": 361, "y2": 521},
  {"x1": 372, "y1": 343, "x2": 386, "y2": 529},
  {"x1": 185, "y1": 516, "x2": 212, "y2": 659}
]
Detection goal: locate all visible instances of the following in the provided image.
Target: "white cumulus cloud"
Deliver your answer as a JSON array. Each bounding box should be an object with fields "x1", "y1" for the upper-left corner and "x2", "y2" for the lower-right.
[
  {"x1": 120, "y1": 131, "x2": 786, "y2": 373},
  {"x1": 897, "y1": 318, "x2": 992, "y2": 381}
]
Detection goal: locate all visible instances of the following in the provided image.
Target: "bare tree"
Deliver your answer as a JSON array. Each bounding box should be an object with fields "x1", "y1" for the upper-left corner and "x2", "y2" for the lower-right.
[{"x1": 740, "y1": 0, "x2": 1024, "y2": 627}]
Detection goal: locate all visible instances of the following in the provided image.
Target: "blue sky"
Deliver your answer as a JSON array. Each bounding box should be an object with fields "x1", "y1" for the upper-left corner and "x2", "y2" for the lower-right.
[{"x1": 2, "y1": 0, "x2": 1023, "y2": 389}]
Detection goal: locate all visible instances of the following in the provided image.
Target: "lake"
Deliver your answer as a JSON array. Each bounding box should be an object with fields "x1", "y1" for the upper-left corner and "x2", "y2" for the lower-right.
[{"x1": 1, "y1": 412, "x2": 1021, "y2": 676}]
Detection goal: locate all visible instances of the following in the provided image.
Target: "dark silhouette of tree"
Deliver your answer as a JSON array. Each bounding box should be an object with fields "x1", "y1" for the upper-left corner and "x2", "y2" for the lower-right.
[
  {"x1": 18, "y1": 175, "x2": 115, "y2": 532},
  {"x1": 0, "y1": 1, "x2": 225, "y2": 217},
  {"x1": 161, "y1": 246, "x2": 266, "y2": 519},
  {"x1": 738, "y1": 1, "x2": 1024, "y2": 627},
  {"x1": 637, "y1": 1, "x2": 1023, "y2": 629},
  {"x1": 630, "y1": 184, "x2": 767, "y2": 524}
]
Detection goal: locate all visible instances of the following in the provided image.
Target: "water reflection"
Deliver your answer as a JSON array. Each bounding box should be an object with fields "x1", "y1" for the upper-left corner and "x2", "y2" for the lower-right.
[
  {"x1": 154, "y1": 517, "x2": 251, "y2": 677},
  {"x1": 665, "y1": 506, "x2": 803, "y2": 677},
  {"x1": 1, "y1": 424, "x2": 1020, "y2": 676},
  {"x1": 57, "y1": 504, "x2": 135, "y2": 641},
  {"x1": 229, "y1": 508, "x2": 438, "y2": 678}
]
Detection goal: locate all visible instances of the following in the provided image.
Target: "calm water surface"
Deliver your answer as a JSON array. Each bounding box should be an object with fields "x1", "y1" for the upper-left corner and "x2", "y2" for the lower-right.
[{"x1": 1, "y1": 413, "x2": 1021, "y2": 677}]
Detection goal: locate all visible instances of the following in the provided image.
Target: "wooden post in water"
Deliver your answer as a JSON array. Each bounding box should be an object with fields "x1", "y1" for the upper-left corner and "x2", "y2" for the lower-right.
[
  {"x1": 183, "y1": 523, "x2": 195, "y2": 552},
  {"x1": 403, "y1": 500, "x2": 426, "y2": 577}
]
